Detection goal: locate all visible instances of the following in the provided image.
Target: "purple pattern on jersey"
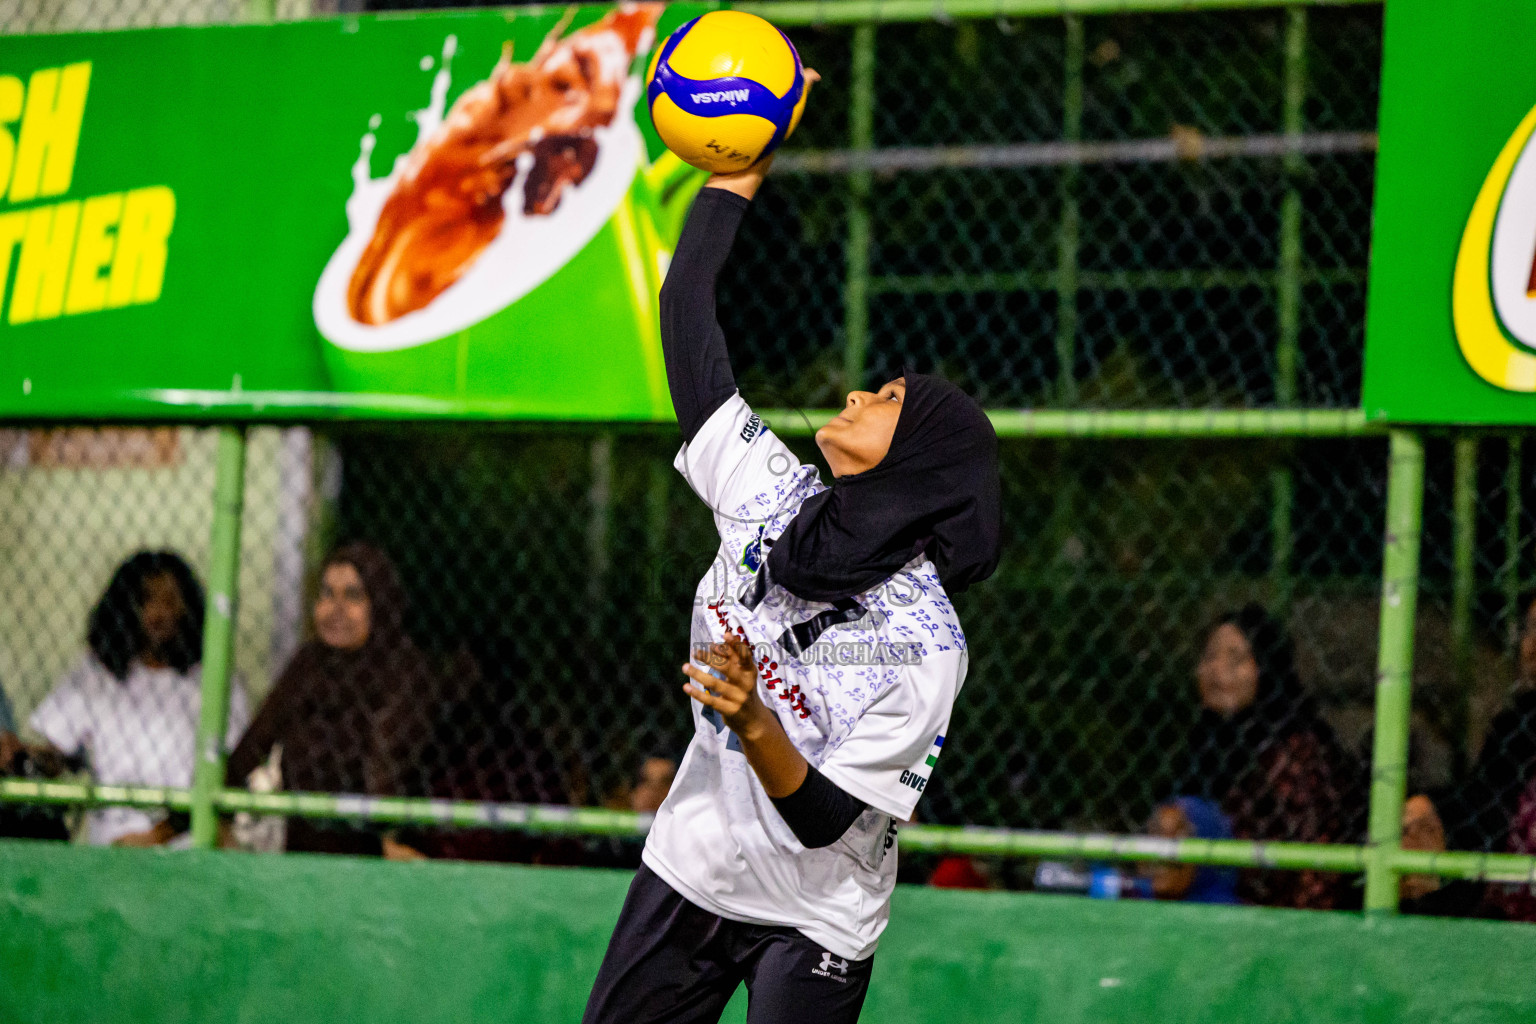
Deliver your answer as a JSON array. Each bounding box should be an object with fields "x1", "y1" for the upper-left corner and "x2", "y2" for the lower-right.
[{"x1": 693, "y1": 432, "x2": 967, "y2": 767}]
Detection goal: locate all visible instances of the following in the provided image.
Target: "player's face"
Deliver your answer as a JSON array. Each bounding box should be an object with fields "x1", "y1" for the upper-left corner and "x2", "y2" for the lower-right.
[
  {"x1": 815, "y1": 378, "x2": 905, "y2": 477},
  {"x1": 1196, "y1": 623, "x2": 1260, "y2": 716},
  {"x1": 315, "y1": 562, "x2": 372, "y2": 652}
]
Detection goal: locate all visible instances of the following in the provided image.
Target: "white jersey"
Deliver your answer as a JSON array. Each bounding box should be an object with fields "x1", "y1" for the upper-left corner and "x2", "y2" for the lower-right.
[{"x1": 642, "y1": 394, "x2": 967, "y2": 961}]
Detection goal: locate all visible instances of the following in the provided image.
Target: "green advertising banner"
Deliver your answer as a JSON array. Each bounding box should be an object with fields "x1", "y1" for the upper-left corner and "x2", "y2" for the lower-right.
[
  {"x1": 1364, "y1": 0, "x2": 1536, "y2": 424},
  {"x1": 0, "y1": 4, "x2": 709, "y2": 421}
]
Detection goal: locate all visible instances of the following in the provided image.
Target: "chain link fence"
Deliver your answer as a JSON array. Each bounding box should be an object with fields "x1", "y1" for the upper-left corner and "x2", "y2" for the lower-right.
[{"x1": 9, "y1": 0, "x2": 1536, "y2": 915}]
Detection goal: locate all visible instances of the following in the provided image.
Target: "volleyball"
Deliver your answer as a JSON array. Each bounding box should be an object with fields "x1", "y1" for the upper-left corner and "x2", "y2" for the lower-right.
[{"x1": 646, "y1": 11, "x2": 807, "y2": 174}]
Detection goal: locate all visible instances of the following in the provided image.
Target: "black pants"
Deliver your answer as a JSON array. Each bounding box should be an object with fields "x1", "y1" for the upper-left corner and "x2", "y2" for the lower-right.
[{"x1": 582, "y1": 864, "x2": 874, "y2": 1024}]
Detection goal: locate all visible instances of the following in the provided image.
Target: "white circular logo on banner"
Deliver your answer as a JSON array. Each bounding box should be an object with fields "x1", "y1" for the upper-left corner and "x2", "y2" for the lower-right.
[{"x1": 1491, "y1": 125, "x2": 1536, "y2": 350}]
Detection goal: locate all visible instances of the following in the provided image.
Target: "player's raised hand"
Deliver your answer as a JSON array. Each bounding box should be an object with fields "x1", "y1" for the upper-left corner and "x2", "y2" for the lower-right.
[
  {"x1": 682, "y1": 636, "x2": 771, "y2": 739},
  {"x1": 705, "y1": 68, "x2": 821, "y2": 201}
]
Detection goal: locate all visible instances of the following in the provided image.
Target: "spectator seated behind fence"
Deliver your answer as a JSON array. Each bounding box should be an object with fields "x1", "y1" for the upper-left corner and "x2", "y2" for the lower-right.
[
  {"x1": 27, "y1": 551, "x2": 250, "y2": 847},
  {"x1": 0, "y1": 680, "x2": 70, "y2": 841},
  {"x1": 1141, "y1": 797, "x2": 1240, "y2": 905},
  {"x1": 1398, "y1": 793, "x2": 1501, "y2": 919},
  {"x1": 1434, "y1": 595, "x2": 1536, "y2": 920},
  {"x1": 581, "y1": 754, "x2": 682, "y2": 871},
  {"x1": 629, "y1": 755, "x2": 677, "y2": 814},
  {"x1": 1448, "y1": 597, "x2": 1536, "y2": 859},
  {"x1": 226, "y1": 542, "x2": 439, "y2": 860},
  {"x1": 1487, "y1": 772, "x2": 1536, "y2": 920},
  {"x1": 1175, "y1": 603, "x2": 1362, "y2": 909},
  {"x1": 413, "y1": 651, "x2": 574, "y2": 864}
]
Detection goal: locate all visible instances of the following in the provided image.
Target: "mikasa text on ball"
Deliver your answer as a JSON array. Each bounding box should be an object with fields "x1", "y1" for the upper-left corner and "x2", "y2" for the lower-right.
[{"x1": 646, "y1": 11, "x2": 806, "y2": 173}]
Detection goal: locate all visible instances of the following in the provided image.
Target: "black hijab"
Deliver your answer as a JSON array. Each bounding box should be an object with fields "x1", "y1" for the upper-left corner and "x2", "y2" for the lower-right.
[
  {"x1": 766, "y1": 368, "x2": 1001, "y2": 603},
  {"x1": 226, "y1": 541, "x2": 436, "y2": 798},
  {"x1": 1182, "y1": 603, "x2": 1327, "y2": 800}
]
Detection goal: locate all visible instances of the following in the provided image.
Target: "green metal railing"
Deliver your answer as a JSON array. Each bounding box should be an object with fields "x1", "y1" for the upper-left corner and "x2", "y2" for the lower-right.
[
  {"x1": 763, "y1": 407, "x2": 1375, "y2": 438},
  {"x1": 4, "y1": 0, "x2": 1535, "y2": 917},
  {"x1": 183, "y1": 417, "x2": 1536, "y2": 907}
]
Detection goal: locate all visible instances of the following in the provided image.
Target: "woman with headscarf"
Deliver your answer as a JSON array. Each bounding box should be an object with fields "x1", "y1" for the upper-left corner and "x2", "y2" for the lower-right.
[
  {"x1": 582, "y1": 115, "x2": 1002, "y2": 1024},
  {"x1": 226, "y1": 542, "x2": 439, "y2": 859},
  {"x1": 1175, "y1": 603, "x2": 1362, "y2": 909}
]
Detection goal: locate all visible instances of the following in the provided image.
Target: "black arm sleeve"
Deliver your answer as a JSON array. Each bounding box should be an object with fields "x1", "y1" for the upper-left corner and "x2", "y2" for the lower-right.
[
  {"x1": 769, "y1": 764, "x2": 867, "y2": 849},
  {"x1": 659, "y1": 187, "x2": 750, "y2": 442}
]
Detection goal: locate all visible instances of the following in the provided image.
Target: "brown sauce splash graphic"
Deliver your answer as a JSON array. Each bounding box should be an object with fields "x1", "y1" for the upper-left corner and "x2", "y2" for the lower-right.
[{"x1": 348, "y1": 5, "x2": 661, "y2": 326}]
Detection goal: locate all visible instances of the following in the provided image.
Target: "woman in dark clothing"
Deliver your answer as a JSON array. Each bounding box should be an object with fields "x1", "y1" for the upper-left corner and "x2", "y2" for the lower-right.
[
  {"x1": 1448, "y1": 598, "x2": 1536, "y2": 855},
  {"x1": 1176, "y1": 603, "x2": 1362, "y2": 909},
  {"x1": 1436, "y1": 598, "x2": 1536, "y2": 918},
  {"x1": 1454, "y1": 691, "x2": 1536, "y2": 853},
  {"x1": 227, "y1": 542, "x2": 440, "y2": 858},
  {"x1": 415, "y1": 649, "x2": 574, "y2": 863}
]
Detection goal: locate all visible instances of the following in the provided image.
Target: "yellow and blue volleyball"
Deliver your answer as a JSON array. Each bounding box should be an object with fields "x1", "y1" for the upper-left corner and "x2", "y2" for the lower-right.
[{"x1": 646, "y1": 11, "x2": 806, "y2": 174}]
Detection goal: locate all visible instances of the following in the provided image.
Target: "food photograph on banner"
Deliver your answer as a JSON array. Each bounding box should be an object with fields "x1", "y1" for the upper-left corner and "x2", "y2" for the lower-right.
[{"x1": 0, "y1": 3, "x2": 708, "y2": 420}]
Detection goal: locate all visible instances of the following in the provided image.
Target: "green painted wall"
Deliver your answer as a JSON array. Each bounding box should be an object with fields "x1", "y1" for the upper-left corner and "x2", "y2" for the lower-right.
[{"x1": 2, "y1": 840, "x2": 1534, "y2": 1023}]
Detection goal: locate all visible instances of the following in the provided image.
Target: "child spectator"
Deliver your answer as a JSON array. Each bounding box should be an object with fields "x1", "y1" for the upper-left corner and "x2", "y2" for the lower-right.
[
  {"x1": 1142, "y1": 797, "x2": 1240, "y2": 904},
  {"x1": 1400, "y1": 793, "x2": 1501, "y2": 918}
]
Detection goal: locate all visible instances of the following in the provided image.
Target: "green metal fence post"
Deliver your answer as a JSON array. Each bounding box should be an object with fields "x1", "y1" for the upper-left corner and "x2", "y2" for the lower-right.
[
  {"x1": 1055, "y1": 14, "x2": 1084, "y2": 406},
  {"x1": 190, "y1": 426, "x2": 249, "y2": 850},
  {"x1": 1451, "y1": 435, "x2": 1479, "y2": 770},
  {"x1": 1270, "y1": 6, "x2": 1305, "y2": 615},
  {"x1": 842, "y1": 22, "x2": 876, "y2": 394},
  {"x1": 1276, "y1": 6, "x2": 1305, "y2": 404},
  {"x1": 1364, "y1": 429, "x2": 1425, "y2": 912}
]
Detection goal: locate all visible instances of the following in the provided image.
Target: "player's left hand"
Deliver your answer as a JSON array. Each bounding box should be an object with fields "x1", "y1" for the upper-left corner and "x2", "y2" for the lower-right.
[{"x1": 682, "y1": 637, "x2": 771, "y2": 740}]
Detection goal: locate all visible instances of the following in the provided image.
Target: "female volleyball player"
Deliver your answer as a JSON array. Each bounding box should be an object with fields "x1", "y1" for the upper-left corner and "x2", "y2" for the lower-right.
[{"x1": 582, "y1": 98, "x2": 1001, "y2": 1024}]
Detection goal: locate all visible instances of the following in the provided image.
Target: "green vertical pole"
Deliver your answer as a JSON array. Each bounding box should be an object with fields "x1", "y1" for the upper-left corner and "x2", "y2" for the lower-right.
[
  {"x1": 1055, "y1": 15, "x2": 1083, "y2": 406},
  {"x1": 842, "y1": 22, "x2": 876, "y2": 395},
  {"x1": 247, "y1": 0, "x2": 275, "y2": 24},
  {"x1": 1364, "y1": 430, "x2": 1425, "y2": 913},
  {"x1": 1451, "y1": 435, "x2": 1479, "y2": 770},
  {"x1": 190, "y1": 426, "x2": 249, "y2": 850},
  {"x1": 1276, "y1": 7, "x2": 1305, "y2": 404},
  {"x1": 1045, "y1": 18, "x2": 1086, "y2": 660},
  {"x1": 1270, "y1": 7, "x2": 1305, "y2": 616},
  {"x1": 1505, "y1": 438, "x2": 1524, "y2": 656}
]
